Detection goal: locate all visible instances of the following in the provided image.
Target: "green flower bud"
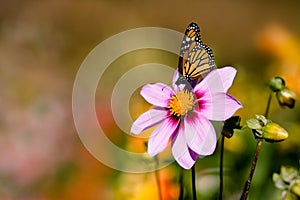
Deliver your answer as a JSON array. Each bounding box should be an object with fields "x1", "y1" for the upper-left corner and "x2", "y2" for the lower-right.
[
  {"x1": 282, "y1": 191, "x2": 299, "y2": 200},
  {"x1": 291, "y1": 179, "x2": 300, "y2": 197},
  {"x1": 276, "y1": 87, "x2": 297, "y2": 109},
  {"x1": 247, "y1": 115, "x2": 289, "y2": 142},
  {"x1": 269, "y1": 76, "x2": 285, "y2": 92},
  {"x1": 262, "y1": 122, "x2": 288, "y2": 142}
]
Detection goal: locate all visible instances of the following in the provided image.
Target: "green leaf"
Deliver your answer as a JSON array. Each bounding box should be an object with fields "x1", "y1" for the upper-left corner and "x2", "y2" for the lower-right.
[
  {"x1": 246, "y1": 118, "x2": 262, "y2": 130},
  {"x1": 253, "y1": 129, "x2": 263, "y2": 138},
  {"x1": 255, "y1": 114, "x2": 268, "y2": 125}
]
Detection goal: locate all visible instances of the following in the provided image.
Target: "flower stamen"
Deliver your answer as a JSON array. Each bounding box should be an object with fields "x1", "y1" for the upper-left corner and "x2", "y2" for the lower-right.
[{"x1": 169, "y1": 90, "x2": 194, "y2": 117}]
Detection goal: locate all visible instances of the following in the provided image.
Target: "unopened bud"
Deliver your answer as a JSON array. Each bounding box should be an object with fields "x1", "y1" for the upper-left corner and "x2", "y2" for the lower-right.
[
  {"x1": 222, "y1": 116, "x2": 242, "y2": 138},
  {"x1": 282, "y1": 191, "x2": 299, "y2": 200},
  {"x1": 276, "y1": 87, "x2": 297, "y2": 109},
  {"x1": 269, "y1": 77, "x2": 285, "y2": 92},
  {"x1": 262, "y1": 122, "x2": 288, "y2": 142},
  {"x1": 291, "y1": 179, "x2": 300, "y2": 197}
]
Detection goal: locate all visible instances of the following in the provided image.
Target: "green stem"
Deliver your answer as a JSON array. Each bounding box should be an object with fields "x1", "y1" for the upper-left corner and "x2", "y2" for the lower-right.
[
  {"x1": 154, "y1": 156, "x2": 162, "y2": 200},
  {"x1": 219, "y1": 134, "x2": 225, "y2": 200},
  {"x1": 265, "y1": 92, "x2": 273, "y2": 118},
  {"x1": 240, "y1": 139, "x2": 263, "y2": 200},
  {"x1": 240, "y1": 92, "x2": 273, "y2": 199},
  {"x1": 192, "y1": 164, "x2": 197, "y2": 200},
  {"x1": 179, "y1": 167, "x2": 184, "y2": 200}
]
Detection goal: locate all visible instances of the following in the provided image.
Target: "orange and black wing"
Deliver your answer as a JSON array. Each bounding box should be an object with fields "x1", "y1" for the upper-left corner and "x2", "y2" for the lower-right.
[{"x1": 178, "y1": 22, "x2": 215, "y2": 83}]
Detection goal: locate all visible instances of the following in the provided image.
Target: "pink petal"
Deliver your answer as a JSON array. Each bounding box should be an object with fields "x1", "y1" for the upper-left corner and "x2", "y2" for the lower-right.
[
  {"x1": 189, "y1": 148, "x2": 199, "y2": 160},
  {"x1": 131, "y1": 107, "x2": 168, "y2": 135},
  {"x1": 141, "y1": 83, "x2": 173, "y2": 107},
  {"x1": 171, "y1": 125, "x2": 196, "y2": 169},
  {"x1": 194, "y1": 66, "x2": 237, "y2": 94},
  {"x1": 198, "y1": 93, "x2": 242, "y2": 121},
  {"x1": 148, "y1": 117, "x2": 179, "y2": 156},
  {"x1": 184, "y1": 113, "x2": 217, "y2": 155}
]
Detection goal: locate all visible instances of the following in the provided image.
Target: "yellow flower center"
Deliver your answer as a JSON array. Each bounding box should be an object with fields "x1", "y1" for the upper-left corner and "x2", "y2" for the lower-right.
[{"x1": 168, "y1": 90, "x2": 194, "y2": 117}]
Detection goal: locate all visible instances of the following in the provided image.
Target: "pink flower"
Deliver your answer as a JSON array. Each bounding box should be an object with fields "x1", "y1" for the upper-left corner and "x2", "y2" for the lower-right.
[{"x1": 131, "y1": 67, "x2": 242, "y2": 169}]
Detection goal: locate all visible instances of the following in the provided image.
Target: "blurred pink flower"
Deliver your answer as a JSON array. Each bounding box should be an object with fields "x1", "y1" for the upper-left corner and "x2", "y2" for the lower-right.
[
  {"x1": 131, "y1": 67, "x2": 242, "y2": 169},
  {"x1": 0, "y1": 97, "x2": 73, "y2": 187}
]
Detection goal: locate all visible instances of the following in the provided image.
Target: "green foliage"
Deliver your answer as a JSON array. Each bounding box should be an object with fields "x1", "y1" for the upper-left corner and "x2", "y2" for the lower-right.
[{"x1": 273, "y1": 165, "x2": 300, "y2": 200}]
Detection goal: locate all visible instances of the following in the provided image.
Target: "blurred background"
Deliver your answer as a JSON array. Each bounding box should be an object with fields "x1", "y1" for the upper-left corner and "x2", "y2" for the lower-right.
[{"x1": 0, "y1": 0, "x2": 299, "y2": 199}]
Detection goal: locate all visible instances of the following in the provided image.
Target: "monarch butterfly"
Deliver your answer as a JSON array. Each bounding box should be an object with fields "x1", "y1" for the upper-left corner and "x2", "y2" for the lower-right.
[{"x1": 176, "y1": 22, "x2": 216, "y2": 89}]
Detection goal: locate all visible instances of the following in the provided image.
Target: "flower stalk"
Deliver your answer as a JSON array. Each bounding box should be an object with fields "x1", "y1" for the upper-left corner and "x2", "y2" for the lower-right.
[
  {"x1": 192, "y1": 165, "x2": 197, "y2": 200},
  {"x1": 179, "y1": 167, "x2": 184, "y2": 200},
  {"x1": 265, "y1": 92, "x2": 273, "y2": 117},
  {"x1": 240, "y1": 138, "x2": 263, "y2": 200},
  {"x1": 240, "y1": 92, "x2": 273, "y2": 199},
  {"x1": 219, "y1": 134, "x2": 225, "y2": 200},
  {"x1": 219, "y1": 116, "x2": 241, "y2": 199}
]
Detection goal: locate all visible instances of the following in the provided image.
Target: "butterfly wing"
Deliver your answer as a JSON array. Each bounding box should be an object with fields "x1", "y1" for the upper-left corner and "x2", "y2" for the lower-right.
[
  {"x1": 183, "y1": 43, "x2": 215, "y2": 81},
  {"x1": 178, "y1": 22, "x2": 215, "y2": 83},
  {"x1": 178, "y1": 22, "x2": 201, "y2": 75}
]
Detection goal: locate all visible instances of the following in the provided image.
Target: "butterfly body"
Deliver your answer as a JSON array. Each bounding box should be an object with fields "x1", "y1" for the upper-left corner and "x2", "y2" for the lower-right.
[{"x1": 176, "y1": 22, "x2": 215, "y2": 89}]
